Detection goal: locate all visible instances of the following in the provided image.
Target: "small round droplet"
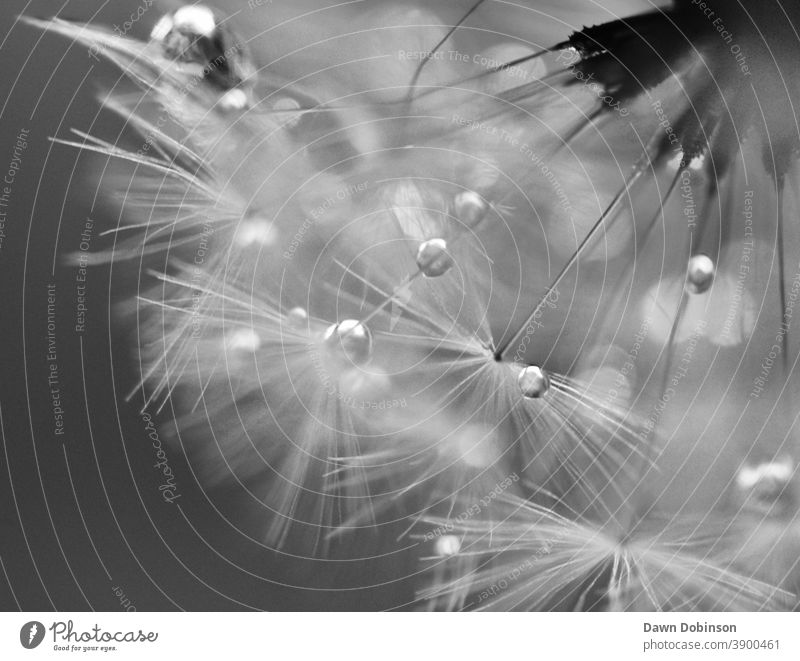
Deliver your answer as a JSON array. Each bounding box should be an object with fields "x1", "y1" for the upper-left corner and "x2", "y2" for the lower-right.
[
  {"x1": 434, "y1": 535, "x2": 461, "y2": 558},
  {"x1": 518, "y1": 365, "x2": 551, "y2": 399},
  {"x1": 286, "y1": 307, "x2": 308, "y2": 325},
  {"x1": 686, "y1": 254, "x2": 715, "y2": 295},
  {"x1": 323, "y1": 320, "x2": 373, "y2": 365},
  {"x1": 152, "y1": 5, "x2": 254, "y2": 91},
  {"x1": 453, "y1": 190, "x2": 488, "y2": 227},
  {"x1": 416, "y1": 238, "x2": 453, "y2": 278}
]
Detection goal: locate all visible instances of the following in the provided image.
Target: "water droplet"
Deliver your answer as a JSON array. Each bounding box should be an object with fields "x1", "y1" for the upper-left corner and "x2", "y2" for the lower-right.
[
  {"x1": 151, "y1": 5, "x2": 254, "y2": 91},
  {"x1": 518, "y1": 365, "x2": 550, "y2": 398},
  {"x1": 416, "y1": 238, "x2": 453, "y2": 277},
  {"x1": 686, "y1": 254, "x2": 715, "y2": 294},
  {"x1": 453, "y1": 190, "x2": 488, "y2": 227},
  {"x1": 323, "y1": 320, "x2": 373, "y2": 365}
]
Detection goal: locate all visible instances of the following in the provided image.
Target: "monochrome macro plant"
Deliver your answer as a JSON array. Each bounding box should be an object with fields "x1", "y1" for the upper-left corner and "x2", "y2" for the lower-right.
[{"x1": 13, "y1": 0, "x2": 800, "y2": 611}]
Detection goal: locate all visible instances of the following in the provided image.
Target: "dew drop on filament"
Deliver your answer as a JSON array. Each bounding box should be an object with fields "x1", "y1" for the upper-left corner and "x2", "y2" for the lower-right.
[
  {"x1": 453, "y1": 190, "x2": 489, "y2": 228},
  {"x1": 323, "y1": 320, "x2": 373, "y2": 366},
  {"x1": 518, "y1": 365, "x2": 551, "y2": 399},
  {"x1": 685, "y1": 255, "x2": 715, "y2": 295},
  {"x1": 416, "y1": 238, "x2": 454, "y2": 278}
]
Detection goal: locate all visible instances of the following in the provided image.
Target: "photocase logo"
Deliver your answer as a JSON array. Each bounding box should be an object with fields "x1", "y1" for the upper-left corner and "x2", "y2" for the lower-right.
[{"x1": 20, "y1": 621, "x2": 45, "y2": 649}]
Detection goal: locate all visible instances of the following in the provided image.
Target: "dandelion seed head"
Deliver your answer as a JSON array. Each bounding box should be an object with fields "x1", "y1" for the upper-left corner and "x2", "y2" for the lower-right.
[
  {"x1": 424, "y1": 495, "x2": 792, "y2": 611},
  {"x1": 28, "y1": 0, "x2": 800, "y2": 605}
]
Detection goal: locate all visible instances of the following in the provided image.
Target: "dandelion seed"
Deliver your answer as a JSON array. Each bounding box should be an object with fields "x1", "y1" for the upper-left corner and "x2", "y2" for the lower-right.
[{"x1": 424, "y1": 495, "x2": 792, "y2": 611}]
